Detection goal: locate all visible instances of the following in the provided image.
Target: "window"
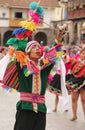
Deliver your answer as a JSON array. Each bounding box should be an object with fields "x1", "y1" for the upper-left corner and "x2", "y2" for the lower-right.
[
  {"x1": 68, "y1": 0, "x2": 74, "y2": 11},
  {"x1": 15, "y1": 12, "x2": 22, "y2": 18},
  {"x1": 80, "y1": 0, "x2": 84, "y2": 5},
  {"x1": 70, "y1": 0, "x2": 74, "y2": 10},
  {"x1": 83, "y1": 0, "x2": 85, "y2": 8},
  {"x1": 76, "y1": 0, "x2": 80, "y2": 9},
  {"x1": 74, "y1": 0, "x2": 77, "y2": 10},
  {"x1": 68, "y1": 1, "x2": 72, "y2": 11},
  {"x1": 2, "y1": 13, "x2": 6, "y2": 18}
]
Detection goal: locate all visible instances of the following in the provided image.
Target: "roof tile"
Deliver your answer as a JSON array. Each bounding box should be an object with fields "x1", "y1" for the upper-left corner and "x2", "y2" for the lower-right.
[{"x1": 0, "y1": 0, "x2": 59, "y2": 8}]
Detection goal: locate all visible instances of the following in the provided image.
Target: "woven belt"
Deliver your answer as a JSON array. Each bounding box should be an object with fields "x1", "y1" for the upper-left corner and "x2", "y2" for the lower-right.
[{"x1": 20, "y1": 92, "x2": 45, "y2": 104}]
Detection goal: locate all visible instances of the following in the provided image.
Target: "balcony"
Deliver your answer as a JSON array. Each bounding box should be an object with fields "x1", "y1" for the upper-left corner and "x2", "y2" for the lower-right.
[
  {"x1": 67, "y1": 8, "x2": 85, "y2": 20},
  {"x1": 9, "y1": 18, "x2": 43, "y2": 27},
  {"x1": 9, "y1": 18, "x2": 24, "y2": 27}
]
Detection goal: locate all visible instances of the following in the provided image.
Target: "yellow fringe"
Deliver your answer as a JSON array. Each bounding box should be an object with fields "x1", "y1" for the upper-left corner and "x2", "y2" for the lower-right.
[{"x1": 19, "y1": 20, "x2": 36, "y2": 31}]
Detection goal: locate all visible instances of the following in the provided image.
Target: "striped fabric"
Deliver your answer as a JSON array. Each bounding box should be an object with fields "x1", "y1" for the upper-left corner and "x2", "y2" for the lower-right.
[
  {"x1": 2, "y1": 61, "x2": 19, "y2": 90},
  {"x1": 20, "y1": 92, "x2": 45, "y2": 104}
]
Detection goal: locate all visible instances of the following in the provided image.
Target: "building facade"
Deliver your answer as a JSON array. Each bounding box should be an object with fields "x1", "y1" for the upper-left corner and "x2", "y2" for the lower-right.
[
  {"x1": 67, "y1": 0, "x2": 85, "y2": 45},
  {"x1": 0, "y1": 0, "x2": 60, "y2": 46}
]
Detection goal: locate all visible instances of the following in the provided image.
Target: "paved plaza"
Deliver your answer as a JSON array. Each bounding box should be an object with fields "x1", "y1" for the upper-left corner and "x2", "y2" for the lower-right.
[{"x1": 0, "y1": 88, "x2": 85, "y2": 130}]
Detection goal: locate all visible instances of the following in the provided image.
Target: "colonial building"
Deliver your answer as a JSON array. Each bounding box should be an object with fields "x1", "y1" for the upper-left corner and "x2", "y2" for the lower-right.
[
  {"x1": 67, "y1": 0, "x2": 85, "y2": 45},
  {"x1": 0, "y1": 0, "x2": 61, "y2": 46},
  {"x1": 50, "y1": 0, "x2": 69, "y2": 45}
]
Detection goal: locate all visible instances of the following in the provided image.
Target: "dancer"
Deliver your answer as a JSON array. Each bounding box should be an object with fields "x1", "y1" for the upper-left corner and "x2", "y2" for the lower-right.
[
  {"x1": 0, "y1": 1, "x2": 68, "y2": 130},
  {"x1": 0, "y1": 39, "x2": 63, "y2": 130},
  {"x1": 66, "y1": 47, "x2": 85, "y2": 121}
]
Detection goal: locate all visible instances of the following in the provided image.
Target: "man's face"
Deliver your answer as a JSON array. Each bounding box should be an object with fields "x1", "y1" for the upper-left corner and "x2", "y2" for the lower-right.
[{"x1": 29, "y1": 45, "x2": 41, "y2": 60}]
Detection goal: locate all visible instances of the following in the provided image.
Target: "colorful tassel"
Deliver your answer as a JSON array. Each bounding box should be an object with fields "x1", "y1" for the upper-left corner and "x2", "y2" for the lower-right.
[
  {"x1": 22, "y1": 65, "x2": 31, "y2": 77},
  {"x1": 19, "y1": 21, "x2": 36, "y2": 31},
  {"x1": 29, "y1": 2, "x2": 38, "y2": 10},
  {"x1": 13, "y1": 28, "x2": 27, "y2": 34},
  {"x1": 28, "y1": 1, "x2": 44, "y2": 20},
  {"x1": 28, "y1": 10, "x2": 40, "y2": 24}
]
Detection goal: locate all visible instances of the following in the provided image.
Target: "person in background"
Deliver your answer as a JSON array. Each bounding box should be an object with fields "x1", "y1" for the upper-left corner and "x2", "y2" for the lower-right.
[
  {"x1": 52, "y1": 50, "x2": 69, "y2": 113},
  {"x1": 66, "y1": 48, "x2": 85, "y2": 121},
  {"x1": 53, "y1": 96, "x2": 59, "y2": 112},
  {"x1": 0, "y1": 47, "x2": 7, "y2": 60},
  {"x1": 53, "y1": 95, "x2": 69, "y2": 112}
]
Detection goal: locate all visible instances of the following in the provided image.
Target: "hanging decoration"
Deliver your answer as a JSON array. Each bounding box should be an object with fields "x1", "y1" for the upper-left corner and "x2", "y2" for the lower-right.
[{"x1": 11, "y1": 1, "x2": 45, "y2": 50}]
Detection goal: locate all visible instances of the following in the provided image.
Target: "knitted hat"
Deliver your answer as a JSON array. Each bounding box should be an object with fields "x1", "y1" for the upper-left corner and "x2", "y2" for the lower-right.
[{"x1": 25, "y1": 40, "x2": 41, "y2": 53}]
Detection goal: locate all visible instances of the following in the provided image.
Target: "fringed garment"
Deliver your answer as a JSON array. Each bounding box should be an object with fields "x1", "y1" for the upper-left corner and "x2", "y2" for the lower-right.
[
  {"x1": 47, "y1": 58, "x2": 68, "y2": 97},
  {"x1": 47, "y1": 73, "x2": 61, "y2": 95}
]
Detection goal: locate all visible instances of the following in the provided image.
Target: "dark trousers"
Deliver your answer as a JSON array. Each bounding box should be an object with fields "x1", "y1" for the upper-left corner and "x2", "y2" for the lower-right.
[{"x1": 14, "y1": 109, "x2": 46, "y2": 130}]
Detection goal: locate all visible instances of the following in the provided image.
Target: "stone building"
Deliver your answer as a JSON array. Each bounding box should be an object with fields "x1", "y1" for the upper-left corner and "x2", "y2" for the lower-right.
[{"x1": 67, "y1": 0, "x2": 85, "y2": 45}]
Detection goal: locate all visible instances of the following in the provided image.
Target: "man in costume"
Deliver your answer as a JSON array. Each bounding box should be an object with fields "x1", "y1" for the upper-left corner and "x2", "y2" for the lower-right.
[
  {"x1": 13, "y1": 40, "x2": 54, "y2": 130},
  {"x1": 0, "y1": 39, "x2": 67, "y2": 130},
  {"x1": 0, "y1": 1, "x2": 68, "y2": 130}
]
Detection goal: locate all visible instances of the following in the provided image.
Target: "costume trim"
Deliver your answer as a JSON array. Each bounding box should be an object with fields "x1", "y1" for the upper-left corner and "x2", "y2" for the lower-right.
[
  {"x1": 20, "y1": 92, "x2": 45, "y2": 104},
  {"x1": 32, "y1": 72, "x2": 41, "y2": 112},
  {"x1": 66, "y1": 80, "x2": 85, "y2": 93}
]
